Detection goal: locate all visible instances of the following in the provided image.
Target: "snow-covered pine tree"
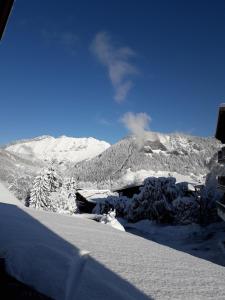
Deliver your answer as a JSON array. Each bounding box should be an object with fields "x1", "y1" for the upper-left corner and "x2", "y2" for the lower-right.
[
  {"x1": 30, "y1": 173, "x2": 51, "y2": 210},
  {"x1": 64, "y1": 177, "x2": 76, "y2": 191},
  {"x1": 46, "y1": 166, "x2": 61, "y2": 192},
  {"x1": 29, "y1": 167, "x2": 60, "y2": 210}
]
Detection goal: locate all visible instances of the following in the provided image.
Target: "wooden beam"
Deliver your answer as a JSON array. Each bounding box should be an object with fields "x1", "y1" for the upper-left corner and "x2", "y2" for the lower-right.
[
  {"x1": 0, "y1": 0, "x2": 14, "y2": 40},
  {"x1": 215, "y1": 105, "x2": 225, "y2": 143}
]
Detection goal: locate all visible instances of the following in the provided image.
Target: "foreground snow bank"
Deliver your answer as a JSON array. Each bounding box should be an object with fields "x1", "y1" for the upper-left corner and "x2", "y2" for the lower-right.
[
  {"x1": 1, "y1": 183, "x2": 225, "y2": 299},
  {"x1": 0, "y1": 203, "x2": 89, "y2": 300}
]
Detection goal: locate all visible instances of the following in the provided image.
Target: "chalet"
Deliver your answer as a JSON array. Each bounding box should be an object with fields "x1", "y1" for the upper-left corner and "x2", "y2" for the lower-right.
[
  {"x1": 215, "y1": 104, "x2": 225, "y2": 221},
  {"x1": 113, "y1": 184, "x2": 143, "y2": 198},
  {"x1": 76, "y1": 189, "x2": 117, "y2": 213},
  {"x1": 0, "y1": 0, "x2": 14, "y2": 40},
  {"x1": 113, "y1": 181, "x2": 200, "y2": 199}
]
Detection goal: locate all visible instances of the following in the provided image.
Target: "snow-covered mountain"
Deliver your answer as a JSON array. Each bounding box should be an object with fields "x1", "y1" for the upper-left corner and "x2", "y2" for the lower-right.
[
  {"x1": 0, "y1": 148, "x2": 44, "y2": 183},
  {"x1": 68, "y1": 132, "x2": 220, "y2": 188},
  {"x1": 5, "y1": 135, "x2": 110, "y2": 163},
  {"x1": 0, "y1": 132, "x2": 220, "y2": 196}
]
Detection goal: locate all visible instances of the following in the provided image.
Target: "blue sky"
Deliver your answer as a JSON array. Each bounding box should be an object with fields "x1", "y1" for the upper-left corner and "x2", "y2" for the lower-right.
[{"x1": 1, "y1": 0, "x2": 225, "y2": 144}]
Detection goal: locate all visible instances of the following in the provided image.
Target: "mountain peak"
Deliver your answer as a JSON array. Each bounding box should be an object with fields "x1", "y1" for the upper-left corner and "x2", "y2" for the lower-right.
[{"x1": 5, "y1": 135, "x2": 110, "y2": 163}]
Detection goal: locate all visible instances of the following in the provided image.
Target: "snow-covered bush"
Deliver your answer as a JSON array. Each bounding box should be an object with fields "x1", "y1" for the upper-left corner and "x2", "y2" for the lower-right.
[
  {"x1": 126, "y1": 177, "x2": 179, "y2": 223},
  {"x1": 100, "y1": 209, "x2": 125, "y2": 231},
  {"x1": 93, "y1": 177, "x2": 221, "y2": 225},
  {"x1": 48, "y1": 188, "x2": 77, "y2": 214},
  {"x1": 173, "y1": 196, "x2": 199, "y2": 225},
  {"x1": 93, "y1": 195, "x2": 130, "y2": 217},
  {"x1": 194, "y1": 186, "x2": 220, "y2": 225}
]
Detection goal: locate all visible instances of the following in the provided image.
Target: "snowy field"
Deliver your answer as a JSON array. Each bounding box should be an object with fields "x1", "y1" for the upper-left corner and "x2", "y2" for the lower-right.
[
  {"x1": 1, "y1": 182, "x2": 225, "y2": 299},
  {"x1": 125, "y1": 220, "x2": 225, "y2": 267}
]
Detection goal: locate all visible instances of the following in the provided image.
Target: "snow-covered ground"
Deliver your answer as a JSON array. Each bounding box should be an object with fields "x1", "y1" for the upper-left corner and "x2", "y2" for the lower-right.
[
  {"x1": 5, "y1": 135, "x2": 110, "y2": 163},
  {"x1": 119, "y1": 168, "x2": 204, "y2": 187},
  {"x1": 125, "y1": 220, "x2": 225, "y2": 267},
  {"x1": 0, "y1": 181, "x2": 22, "y2": 206},
  {"x1": 1, "y1": 182, "x2": 225, "y2": 299}
]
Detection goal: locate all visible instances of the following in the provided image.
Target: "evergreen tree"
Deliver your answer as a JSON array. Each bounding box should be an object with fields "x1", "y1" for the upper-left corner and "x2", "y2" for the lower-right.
[
  {"x1": 30, "y1": 172, "x2": 51, "y2": 210},
  {"x1": 29, "y1": 167, "x2": 59, "y2": 210}
]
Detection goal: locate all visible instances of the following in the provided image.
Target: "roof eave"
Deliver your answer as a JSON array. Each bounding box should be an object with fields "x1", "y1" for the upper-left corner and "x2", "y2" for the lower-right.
[{"x1": 0, "y1": 0, "x2": 14, "y2": 40}]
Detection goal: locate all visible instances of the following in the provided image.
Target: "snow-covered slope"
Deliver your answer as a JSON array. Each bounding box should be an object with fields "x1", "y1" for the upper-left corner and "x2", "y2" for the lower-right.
[
  {"x1": 5, "y1": 135, "x2": 110, "y2": 163},
  {"x1": 69, "y1": 132, "x2": 220, "y2": 188},
  {"x1": 0, "y1": 148, "x2": 44, "y2": 184},
  {"x1": 1, "y1": 132, "x2": 220, "y2": 199},
  {"x1": 1, "y1": 187, "x2": 225, "y2": 300},
  {"x1": 0, "y1": 181, "x2": 21, "y2": 206}
]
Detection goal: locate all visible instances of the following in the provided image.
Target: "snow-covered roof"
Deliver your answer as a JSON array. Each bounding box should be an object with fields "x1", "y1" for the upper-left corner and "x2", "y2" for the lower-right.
[
  {"x1": 113, "y1": 183, "x2": 143, "y2": 192},
  {"x1": 76, "y1": 189, "x2": 116, "y2": 202}
]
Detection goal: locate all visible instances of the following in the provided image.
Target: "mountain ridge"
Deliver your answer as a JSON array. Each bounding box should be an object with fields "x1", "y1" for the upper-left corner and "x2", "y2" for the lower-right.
[
  {"x1": 66, "y1": 132, "x2": 220, "y2": 188},
  {"x1": 4, "y1": 135, "x2": 111, "y2": 163},
  {"x1": 0, "y1": 132, "x2": 220, "y2": 193}
]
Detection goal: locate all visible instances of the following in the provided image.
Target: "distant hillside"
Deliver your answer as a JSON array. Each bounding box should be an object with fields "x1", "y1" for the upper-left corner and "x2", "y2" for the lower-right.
[
  {"x1": 0, "y1": 133, "x2": 220, "y2": 193},
  {"x1": 68, "y1": 133, "x2": 220, "y2": 188},
  {"x1": 0, "y1": 149, "x2": 45, "y2": 184}
]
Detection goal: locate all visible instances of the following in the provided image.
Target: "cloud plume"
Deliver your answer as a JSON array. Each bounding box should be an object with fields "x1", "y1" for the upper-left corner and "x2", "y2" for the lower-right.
[
  {"x1": 121, "y1": 112, "x2": 150, "y2": 136},
  {"x1": 91, "y1": 32, "x2": 138, "y2": 102},
  {"x1": 121, "y1": 112, "x2": 158, "y2": 148}
]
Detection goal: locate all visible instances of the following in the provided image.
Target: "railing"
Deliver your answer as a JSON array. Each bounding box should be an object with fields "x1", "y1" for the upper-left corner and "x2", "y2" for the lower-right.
[
  {"x1": 217, "y1": 201, "x2": 225, "y2": 221},
  {"x1": 218, "y1": 176, "x2": 225, "y2": 191},
  {"x1": 218, "y1": 146, "x2": 225, "y2": 163}
]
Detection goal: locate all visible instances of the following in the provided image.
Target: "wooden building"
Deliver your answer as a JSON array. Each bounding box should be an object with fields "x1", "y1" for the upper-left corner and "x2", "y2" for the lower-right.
[
  {"x1": 0, "y1": 0, "x2": 14, "y2": 40},
  {"x1": 113, "y1": 184, "x2": 143, "y2": 198},
  {"x1": 76, "y1": 189, "x2": 116, "y2": 214},
  {"x1": 215, "y1": 104, "x2": 225, "y2": 221}
]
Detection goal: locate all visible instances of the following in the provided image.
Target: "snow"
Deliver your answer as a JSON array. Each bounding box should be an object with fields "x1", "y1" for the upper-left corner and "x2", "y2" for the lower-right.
[
  {"x1": 1, "y1": 183, "x2": 225, "y2": 299},
  {"x1": 119, "y1": 168, "x2": 204, "y2": 187},
  {"x1": 77, "y1": 189, "x2": 117, "y2": 203},
  {"x1": 100, "y1": 210, "x2": 125, "y2": 231},
  {"x1": 0, "y1": 181, "x2": 22, "y2": 206},
  {"x1": 125, "y1": 220, "x2": 225, "y2": 267},
  {"x1": 5, "y1": 135, "x2": 110, "y2": 163}
]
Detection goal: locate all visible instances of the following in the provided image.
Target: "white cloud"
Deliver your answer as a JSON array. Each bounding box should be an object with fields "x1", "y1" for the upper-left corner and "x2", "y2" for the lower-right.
[{"x1": 91, "y1": 32, "x2": 138, "y2": 102}]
